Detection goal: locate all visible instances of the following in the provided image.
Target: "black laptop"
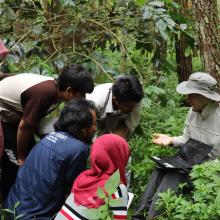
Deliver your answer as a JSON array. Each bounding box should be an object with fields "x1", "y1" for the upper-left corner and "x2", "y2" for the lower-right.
[
  {"x1": 150, "y1": 155, "x2": 193, "y2": 170},
  {"x1": 150, "y1": 138, "x2": 213, "y2": 171}
]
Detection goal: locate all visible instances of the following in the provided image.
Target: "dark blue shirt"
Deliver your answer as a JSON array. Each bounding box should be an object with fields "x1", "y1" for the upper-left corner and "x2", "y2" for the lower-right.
[{"x1": 4, "y1": 131, "x2": 89, "y2": 220}]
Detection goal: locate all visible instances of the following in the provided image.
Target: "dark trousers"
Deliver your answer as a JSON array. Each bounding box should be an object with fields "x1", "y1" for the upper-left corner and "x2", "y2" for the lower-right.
[
  {"x1": 1, "y1": 122, "x2": 35, "y2": 201},
  {"x1": 132, "y1": 168, "x2": 189, "y2": 220},
  {"x1": 1, "y1": 122, "x2": 19, "y2": 200}
]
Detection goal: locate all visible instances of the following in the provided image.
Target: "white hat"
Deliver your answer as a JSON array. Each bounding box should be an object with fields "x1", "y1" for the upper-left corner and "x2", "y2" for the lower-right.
[{"x1": 176, "y1": 72, "x2": 220, "y2": 102}]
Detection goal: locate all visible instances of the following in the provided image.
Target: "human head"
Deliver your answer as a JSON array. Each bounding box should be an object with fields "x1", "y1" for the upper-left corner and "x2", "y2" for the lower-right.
[
  {"x1": 176, "y1": 72, "x2": 220, "y2": 111},
  {"x1": 112, "y1": 75, "x2": 144, "y2": 113},
  {"x1": 186, "y1": 93, "x2": 209, "y2": 112},
  {"x1": 57, "y1": 64, "x2": 94, "y2": 101},
  {"x1": 90, "y1": 134, "x2": 130, "y2": 184},
  {"x1": 54, "y1": 99, "x2": 97, "y2": 144},
  {"x1": 73, "y1": 134, "x2": 130, "y2": 208}
]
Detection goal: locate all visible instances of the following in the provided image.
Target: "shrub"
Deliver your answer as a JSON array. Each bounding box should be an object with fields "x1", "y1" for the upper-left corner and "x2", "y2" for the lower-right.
[{"x1": 156, "y1": 161, "x2": 220, "y2": 220}]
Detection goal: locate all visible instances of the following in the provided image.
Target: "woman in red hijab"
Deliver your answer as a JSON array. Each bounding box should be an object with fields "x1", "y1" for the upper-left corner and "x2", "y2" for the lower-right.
[{"x1": 55, "y1": 134, "x2": 130, "y2": 220}]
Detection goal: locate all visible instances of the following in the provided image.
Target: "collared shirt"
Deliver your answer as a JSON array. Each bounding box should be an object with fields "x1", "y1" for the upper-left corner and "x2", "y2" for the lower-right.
[
  {"x1": 172, "y1": 101, "x2": 220, "y2": 158},
  {"x1": 86, "y1": 83, "x2": 142, "y2": 134}
]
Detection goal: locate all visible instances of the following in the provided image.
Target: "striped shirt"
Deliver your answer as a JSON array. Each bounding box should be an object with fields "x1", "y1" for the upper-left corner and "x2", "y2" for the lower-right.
[{"x1": 55, "y1": 184, "x2": 128, "y2": 220}]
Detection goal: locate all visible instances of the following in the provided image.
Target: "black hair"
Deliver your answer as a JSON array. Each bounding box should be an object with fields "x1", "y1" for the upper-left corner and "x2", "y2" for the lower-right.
[
  {"x1": 57, "y1": 64, "x2": 94, "y2": 94},
  {"x1": 112, "y1": 75, "x2": 144, "y2": 103},
  {"x1": 54, "y1": 99, "x2": 96, "y2": 139}
]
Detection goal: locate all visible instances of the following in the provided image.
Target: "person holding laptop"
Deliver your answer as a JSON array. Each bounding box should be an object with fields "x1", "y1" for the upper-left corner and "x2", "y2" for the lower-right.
[{"x1": 133, "y1": 72, "x2": 220, "y2": 219}]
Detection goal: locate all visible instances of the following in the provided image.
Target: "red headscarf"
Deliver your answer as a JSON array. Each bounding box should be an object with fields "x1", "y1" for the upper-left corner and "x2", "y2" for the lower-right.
[
  {"x1": 72, "y1": 134, "x2": 130, "y2": 208},
  {"x1": 0, "y1": 40, "x2": 9, "y2": 58}
]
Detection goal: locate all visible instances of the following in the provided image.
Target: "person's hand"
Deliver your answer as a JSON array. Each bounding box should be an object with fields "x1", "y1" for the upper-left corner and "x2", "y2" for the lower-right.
[
  {"x1": 152, "y1": 133, "x2": 172, "y2": 146},
  {"x1": 18, "y1": 158, "x2": 25, "y2": 166}
]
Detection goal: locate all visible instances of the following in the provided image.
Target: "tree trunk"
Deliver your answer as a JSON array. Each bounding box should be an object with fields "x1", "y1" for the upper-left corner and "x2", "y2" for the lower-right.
[
  {"x1": 175, "y1": 34, "x2": 192, "y2": 82},
  {"x1": 175, "y1": 0, "x2": 192, "y2": 83},
  {"x1": 193, "y1": 0, "x2": 220, "y2": 85}
]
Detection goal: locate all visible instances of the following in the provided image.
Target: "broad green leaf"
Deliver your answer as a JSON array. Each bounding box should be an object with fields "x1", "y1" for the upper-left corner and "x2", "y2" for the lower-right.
[
  {"x1": 97, "y1": 186, "x2": 106, "y2": 199},
  {"x1": 16, "y1": 214, "x2": 24, "y2": 219},
  {"x1": 106, "y1": 215, "x2": 112, "y2": 220},
  {"x1": 86, "y1": 204, "x2": 109, "y2": 219},
  {"x1": 14, "y1": 201, "x2": 21, "y2": 209},
  {"x1": 1, "y1": 209, "x2": 14, "y2": 214},
  {"x1": 97, "y1": 204, "x2": 108, "y2": 219},
  {"x1": 109, "y1": 198, "x2": 122, "y2": 206},
  {"x1": 143, "y1": 6, "x2": 152, "y2": 19},
  {"x1": 155, "y1": 8, "x2": 166, "y2": 13},
  {"x1": 47, "y1": 0, "x2": 52, "y2": 5},
  {"x1": 63, "y1": 0, "x2": 75, "y2": 6},
  {"x1": 156, "y1": 19, "x2": 167, "y2": 32},
  {"x1": 104, "y1": 170, "x2": 120, "y2": 196},
  {"x1": 149, "y1": 1, "x2": 164, "y2": 7},
  {"x1": 163, "y1": 17, "x2": 176, "y2": 28},
  {"x1": 86, "y1": 206, "x2": 104, "y2": 219},
  {"x1": 159, "y1": 30, "x2": 168, "y2": 40}
]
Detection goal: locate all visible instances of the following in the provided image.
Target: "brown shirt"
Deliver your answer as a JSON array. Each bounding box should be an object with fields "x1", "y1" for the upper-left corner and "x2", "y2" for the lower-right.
[
  {"x1": 0, "y1": 73, "x2": 58, "y2": 128},
  {"x1": 21, "y1": 80, "x2": 58, "y2": 128}
]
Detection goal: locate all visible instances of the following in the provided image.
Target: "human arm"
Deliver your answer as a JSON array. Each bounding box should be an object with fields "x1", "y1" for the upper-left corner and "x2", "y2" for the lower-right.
[
  {"x1": 152, "y1": 109, "x2": 192, "y2": 147},
  {"x1": 171, "y1": 110, "x2": 191, "y2": 147},
  {"x1": 17, "y1": 119, "x2": 34, "y2": 165},
  {"x1": 17, "y1": 81, "x2": 57, "y2": 164},
  {"x1": 152, "y1": 133, "x2": 173, "y2": 146}
]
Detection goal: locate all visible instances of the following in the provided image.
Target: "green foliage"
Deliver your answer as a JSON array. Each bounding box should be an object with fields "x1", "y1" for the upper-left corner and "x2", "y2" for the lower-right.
[
  {"x1": 1, "y1": 201, "x2": 24, "y2": 220},
  {"x1": 130, "y1": 70, "x2": 188, "y2": 204},
  {"x1": 85, "y1": 170, "x2": 121, "y2": 219},
  {"x1": 0, "y1": 0, "x2": 185, "y2": 77},
  {"x1": 0, "y1": 0, "x2": 204, "y2": 218},
  {"x1": 156, "y1": 161, "x2": 220, "y2": 220},
  {"x1": 142, "y1": 0, "x2": 176, "y2": 41}
]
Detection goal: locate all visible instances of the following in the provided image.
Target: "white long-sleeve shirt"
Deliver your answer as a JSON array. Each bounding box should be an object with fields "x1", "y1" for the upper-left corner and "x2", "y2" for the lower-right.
[{"x1": 172, "y1": 101, "x2": 220, "y2": 159}]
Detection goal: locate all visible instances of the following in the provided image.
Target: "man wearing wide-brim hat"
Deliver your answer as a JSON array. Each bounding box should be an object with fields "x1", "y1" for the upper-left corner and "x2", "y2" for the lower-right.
[
  {"x1": 153, "y1": 72, "x2": 220, "y2": 159},
  {"x1": 133, "y1": 72, "x2": 220, "y2": 220}
]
